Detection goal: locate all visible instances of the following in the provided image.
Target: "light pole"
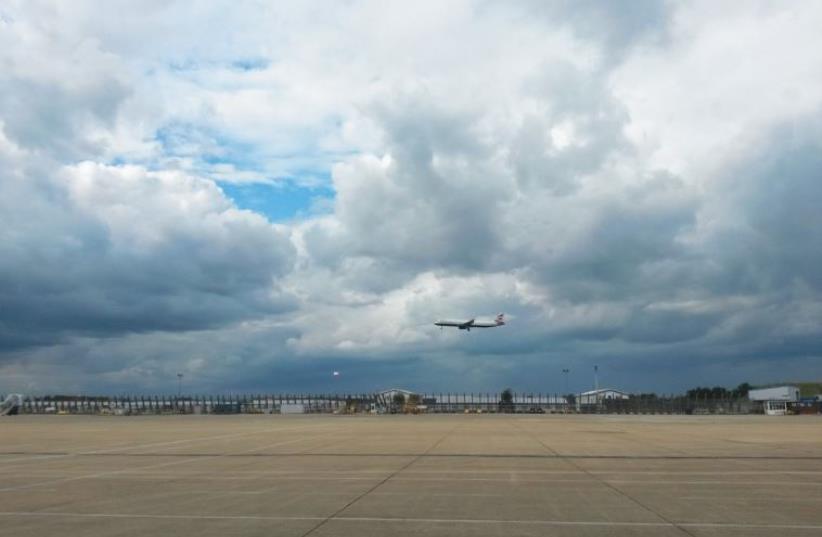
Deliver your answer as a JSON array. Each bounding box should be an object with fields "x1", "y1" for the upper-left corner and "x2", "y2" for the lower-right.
[
  {"x1": 177, "y1": 373, "x2": 183, "y2": 396},
  {"x1": 562, "y1": 368, "x2": 570, "y2": 394}
]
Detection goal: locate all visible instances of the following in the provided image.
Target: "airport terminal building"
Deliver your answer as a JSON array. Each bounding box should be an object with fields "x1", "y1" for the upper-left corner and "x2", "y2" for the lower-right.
[{"x1": 748, "y1": 385, "x2": 800, "y2": 415}]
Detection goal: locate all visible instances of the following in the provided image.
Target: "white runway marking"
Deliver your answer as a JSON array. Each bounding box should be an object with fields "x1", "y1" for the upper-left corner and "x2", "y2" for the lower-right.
[
  {"x1": 5, "y1": 467, "x2": 819, "y2": 476},
  {"x1": 0, "y1": 422, "x2": 339, "y2": 465},
  {"x1": 1, "y1": 472, "x2": 819, "y2": 487},
  {"x1": 2, "y1": 511, "x2": 822, "y2": 530},
  {"x1": 0, "y1": 454, "x2": 70, "y2": 465},
  {"x1": 0, "y1": 426, "x2": 345, "y2": 493},
  {"x1": 679, "y1": 495, "x2": 822, "y2": 503}
]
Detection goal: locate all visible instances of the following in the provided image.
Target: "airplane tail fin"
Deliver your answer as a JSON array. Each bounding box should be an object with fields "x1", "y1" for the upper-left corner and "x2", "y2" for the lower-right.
[{"x1": 496, "y1": 313, "x2": 505, "y2": 325}]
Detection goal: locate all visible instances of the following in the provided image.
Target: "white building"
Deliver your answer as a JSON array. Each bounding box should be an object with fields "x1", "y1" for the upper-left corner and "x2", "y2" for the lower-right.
[
  {"x1": 376, "y1": 388, "x2": 417, "y2": 401},
  {"x1": 279, "y1": 403, "x2": 306, "y2": 414},
  {"x1": 748, "y1": 386, "x2": 800, "y2": 402},
  {"x1": 748, "y1": 386, "x2": 800, "y2": 416},
  {"x1": 576, "y1": 388, "x2": 630, "y2": 407}
]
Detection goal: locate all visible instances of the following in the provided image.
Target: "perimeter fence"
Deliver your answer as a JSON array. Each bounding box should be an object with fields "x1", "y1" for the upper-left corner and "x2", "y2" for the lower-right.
[{"x1": 3, "y1": 392, "x2": 764, "y2": 415}]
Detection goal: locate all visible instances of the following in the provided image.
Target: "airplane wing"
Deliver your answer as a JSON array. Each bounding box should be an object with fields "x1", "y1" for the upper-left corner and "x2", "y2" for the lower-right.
[{"x1": 459, "y1": 318, "x2": 475, "y2": 329}]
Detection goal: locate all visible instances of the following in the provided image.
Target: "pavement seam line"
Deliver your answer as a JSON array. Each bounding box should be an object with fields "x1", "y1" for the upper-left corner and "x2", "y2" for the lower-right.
[
  {"x1": 510, "y1": 419, "x2": 700, "y2": 537},
  {"x1": 296, "y1": 421, "x2": 463, "y2": 537}
]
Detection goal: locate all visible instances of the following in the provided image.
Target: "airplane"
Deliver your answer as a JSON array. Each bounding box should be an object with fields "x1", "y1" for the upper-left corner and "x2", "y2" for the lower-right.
[{"x1": 435, "y1": 313, "x2": 505, "y2": 331}]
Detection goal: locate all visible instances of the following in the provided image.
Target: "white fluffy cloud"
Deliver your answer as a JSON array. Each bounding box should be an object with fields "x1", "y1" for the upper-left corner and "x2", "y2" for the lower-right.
[
  {"x1": 0, "y1": 150, "x2": 295, "y2": 351},
  {"x1": 2, "y1": 1, "x2": 822, "y2": 393}
]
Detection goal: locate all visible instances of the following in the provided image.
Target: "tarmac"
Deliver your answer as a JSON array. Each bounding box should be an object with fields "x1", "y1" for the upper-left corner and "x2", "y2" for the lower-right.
[{"x1": 1, "y1": 414, "x2": 821, "y2": 536}]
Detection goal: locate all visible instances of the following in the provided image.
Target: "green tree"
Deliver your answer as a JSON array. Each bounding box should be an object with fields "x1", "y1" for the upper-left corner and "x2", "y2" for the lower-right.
[
  {"x1": 392, "y1": 392, "x2": 406, "y2": 412},
  {"x1": 498, "y1": 388, "x2": 514, "y2": 413},
  {"x1": 732, "y1": 383, "x2": 752, "y2": 398}
]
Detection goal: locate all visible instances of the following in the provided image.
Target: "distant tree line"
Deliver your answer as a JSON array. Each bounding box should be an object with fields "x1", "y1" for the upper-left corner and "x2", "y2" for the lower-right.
[
  {"x1": 685, "y1": 383, "x2": 752, "y2": 399},
  {"x1": 631, "y1": 393, "x2": 660, "y2": 400},
  {"x1": 40, "y1": 395, "x2": 112, "y2": 402}
]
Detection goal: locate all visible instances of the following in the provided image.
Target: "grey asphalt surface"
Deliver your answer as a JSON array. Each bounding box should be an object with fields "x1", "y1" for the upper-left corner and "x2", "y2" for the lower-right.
[{"x1": 1, "y1": 414, "x2": 821, "y2": 536}]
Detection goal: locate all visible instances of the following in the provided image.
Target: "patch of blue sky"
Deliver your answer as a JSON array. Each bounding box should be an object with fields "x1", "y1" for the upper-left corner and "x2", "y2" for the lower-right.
[
  {"x1": 219, "y1": 181, "x2": 335, "y2": 222},
  {"x1": 165, "y1": 57, "x2": 270, "y2": 73},
  {"x1": 167, "y1": 58, "x2": 202, "y2": 72},
  {"x1": 231, "y1": 58, "x2": 270, "y2": 71},
  {"x1": 151, "y1": 122, "x2": 341, "y2": 220}
]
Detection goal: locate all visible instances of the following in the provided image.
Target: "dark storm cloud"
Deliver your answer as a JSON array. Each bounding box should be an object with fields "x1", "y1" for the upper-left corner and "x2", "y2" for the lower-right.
[
  {"x1": 537, "y1": 117, "x2": 822, "y2": 355},
  {"x1": 701, "y1": 122, "x2": 822, "y2": 295},
  {"x1": 540, "y1": 179, "x2": 697, "y2": 301},
  {"x1": 0, "y1": 160, "x2": 296, "y2": 353}
]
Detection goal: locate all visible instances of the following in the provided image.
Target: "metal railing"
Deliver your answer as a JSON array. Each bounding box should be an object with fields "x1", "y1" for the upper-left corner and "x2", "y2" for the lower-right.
[{"x1": 1, "y1": 392, "x2": 765, "y2": 415}]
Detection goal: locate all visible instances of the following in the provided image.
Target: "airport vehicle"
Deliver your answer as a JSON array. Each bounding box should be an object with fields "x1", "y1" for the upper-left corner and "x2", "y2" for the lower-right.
[{"x1": 435, "y1": 313, "x2": 505, "y2": 331}]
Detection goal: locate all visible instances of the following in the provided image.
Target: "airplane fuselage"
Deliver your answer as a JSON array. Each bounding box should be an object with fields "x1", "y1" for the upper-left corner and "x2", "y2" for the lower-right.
[{"x1": 434, "y1": 314, "x2": 505, "y2": 331}]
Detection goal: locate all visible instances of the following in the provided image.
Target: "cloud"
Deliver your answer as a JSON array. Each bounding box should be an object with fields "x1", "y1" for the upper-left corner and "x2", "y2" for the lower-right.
[
  {"x1": 0, "y1": 14, "x2": 131, "y2": 160},
  {"x1": 709, "y1": 123, "x2": 822, "y2": 293},
  {"x1": 2, "y1": 1, "x2": 822, "y2": 393},
  {"x1": 303, "y1": 98, "x2": 512, "y2": 276},
  {"x1": 0, "y1": 155, "x2": 296, "y2": 351},
  {"x1": 503, "y1": 0, "x2": 674, "y2": 61}
]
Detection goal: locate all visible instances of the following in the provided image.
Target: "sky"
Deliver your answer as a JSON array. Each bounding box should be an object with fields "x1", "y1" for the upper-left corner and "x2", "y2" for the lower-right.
[{"x1": 1, "y1": 1, "x2": 822, "y2": 395}]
